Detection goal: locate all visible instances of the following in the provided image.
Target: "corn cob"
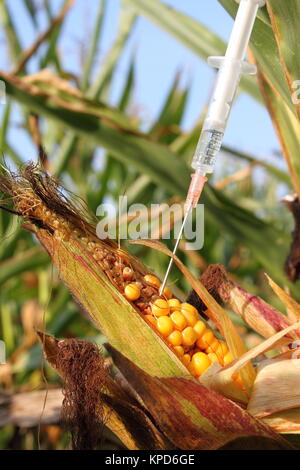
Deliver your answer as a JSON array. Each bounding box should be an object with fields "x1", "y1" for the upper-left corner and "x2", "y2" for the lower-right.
[
  {"x1": 124, "y1": 274, "x2": 239, "y2": 382},
  {"x1": 3, "y1": 165, "x2": 240, "y2": 385}
]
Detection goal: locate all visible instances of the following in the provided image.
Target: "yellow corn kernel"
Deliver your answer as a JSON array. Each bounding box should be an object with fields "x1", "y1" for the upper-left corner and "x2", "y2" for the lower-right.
[
  {"x1": 170, "y1": 311, "x2": 187, "y2": 330},
  {"x1": 182, "y1": 353, "x2": 191, "y2": 367},
  {"x1": 196, "y1": 330, "x2": 215, "y2": 350},
  {"x1": 151, "y1": 298, "x2": 170, "y2": 317},
  {"x1": 193, "y1": 320, "x2": 207, "y2": 338},
  {"x1": 223, "y1": 351, "x2": 234, "y2": 366},
  {"x1": 124, "y1": 282, "x2": 141, "y2": 301},
  {"x1": 206, "y1": 339, "x2": 220, "y2": 354},
  {"x1": 182, "y1": 326, "x2": 197, "y2": 347},
  {"x1": 144, "y1": 274, "x2": 161, "y2": 288},
  {"x1": 156, "y1": 316, "x2": 173, "y2": 336},
  {"x1": 168, "y1": 298, "x2": 181, "y2": 312},
  {"x1": 181, "y1": 310, "x2": 197, "y2": 327},
  {"x1": 167, "y1": 330, "x2": 182, "y2": 346},
  {"x1": 208, "y1": 352, "x2": 220, "y2": 363},
  {"x1": 163, "y1": 286, "x2": 172, "y2": 299},
  {"x1": 174, "y1": 345, "x2": 184, "y2": 356},
  {"x1": 191, "y1": 352, "x2": 211, "y2": 376},
  {"x1": 145, "y1": 315, "x2": 156, "y2": 326},
  {"x1": 181, "y1": 303, "x2": 198, "y2": 316}
]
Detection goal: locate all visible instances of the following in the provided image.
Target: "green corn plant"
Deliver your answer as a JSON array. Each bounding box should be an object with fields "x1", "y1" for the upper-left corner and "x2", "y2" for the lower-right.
[{"x1": 1, "y1": 0, "x2": 300, "y2": 450}]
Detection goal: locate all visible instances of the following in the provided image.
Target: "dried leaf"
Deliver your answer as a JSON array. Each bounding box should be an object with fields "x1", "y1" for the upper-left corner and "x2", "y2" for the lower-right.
[
  {"x1": 107, "y1": 344, "x2": 291, "y2": 450},
  {"x1": 266, "y1": 274, "x2": 300, "y2": 321}
]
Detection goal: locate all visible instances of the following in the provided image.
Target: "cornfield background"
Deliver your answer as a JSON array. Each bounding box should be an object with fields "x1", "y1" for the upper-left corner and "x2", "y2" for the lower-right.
[{"x1": 0, "y1": 0, "x2": 300, "y2": 450}]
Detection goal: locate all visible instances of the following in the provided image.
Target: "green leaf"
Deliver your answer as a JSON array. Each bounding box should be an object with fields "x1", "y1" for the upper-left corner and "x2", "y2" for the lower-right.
[
  {"x1": 267, "y1": 0, "x2": 300, "y2": 119},
  {"x1": 0, "y1": 247, "x2": 49, "y2": 285},
  {"x1": 218, "y1": 0, "x2": 295, "y2": 116},
  {"x1": 87, "y1": 7, "x2": 136, "y2": 100},
  {"x1": 258, "y1": 78, "x2": 300, "y2": 197},
  {"x1": 23, "y1": 0, "x2": 38, "y2": 28},
  {"x1": 222, "y1": 145, "x2": 290, "y2": 185},
  {"x1": 151, "y1": 72, "x2": 190, "y2": 145},
  {"x1": 81, "y1": 0, "x2": 107, "y2": 91},
  {"x1": 0, "y1": 2, "x2": 22, "y2": 63}
]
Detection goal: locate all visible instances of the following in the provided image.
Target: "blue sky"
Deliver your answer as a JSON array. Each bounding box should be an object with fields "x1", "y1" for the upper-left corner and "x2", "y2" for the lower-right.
[{"x1": 1, "y1": 0, "x2": 281, "y2": 168}]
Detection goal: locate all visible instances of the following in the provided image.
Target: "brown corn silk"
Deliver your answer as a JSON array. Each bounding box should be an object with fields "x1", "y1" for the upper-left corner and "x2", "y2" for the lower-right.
[
  {"x1": 55, "y1": 339, "x2": 108, "y2": 450},
  {"x1": 38, "y1": 332, "x2": 172, "y2": 450}
]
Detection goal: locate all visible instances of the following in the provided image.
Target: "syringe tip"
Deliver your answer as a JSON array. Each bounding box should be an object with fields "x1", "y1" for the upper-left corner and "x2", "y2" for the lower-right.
[{"x1": 185, "y1": 173, "x2": 208, "y2": 211}]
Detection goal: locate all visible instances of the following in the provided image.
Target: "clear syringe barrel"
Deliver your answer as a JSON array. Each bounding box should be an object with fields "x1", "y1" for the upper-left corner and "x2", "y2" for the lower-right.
[{"x1": 192, "y1": 0, "x2": 264, "y2": 174}]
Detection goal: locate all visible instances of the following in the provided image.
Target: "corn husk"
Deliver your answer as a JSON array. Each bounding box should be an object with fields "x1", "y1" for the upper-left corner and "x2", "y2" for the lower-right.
[
  {"x1": 201, "y1": 323, "x2": 300, "y2": 400},
  {"x1": 197, "y1": 265, "x2": 300, "y2": 339},
  {"x1": 248, "y1": 357, "x2": 300, "y2": 420}
]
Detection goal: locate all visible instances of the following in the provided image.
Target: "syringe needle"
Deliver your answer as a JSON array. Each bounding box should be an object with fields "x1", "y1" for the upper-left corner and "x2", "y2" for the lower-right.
[
  {"x1": 159, "y1": 0, "x2": 265, "y2": 297},
  {"x1": 159, "y1": 172, "x2": 207, "y2": 295},
  {"x1": 159, "y1": 204, "x2": 192, "y2": 296}
]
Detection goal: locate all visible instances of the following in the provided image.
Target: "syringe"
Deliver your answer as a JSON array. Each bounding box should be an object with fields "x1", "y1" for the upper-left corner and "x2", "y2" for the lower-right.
[{"x1": 159, "y1": 0, "x2": 265, "y2": 296}]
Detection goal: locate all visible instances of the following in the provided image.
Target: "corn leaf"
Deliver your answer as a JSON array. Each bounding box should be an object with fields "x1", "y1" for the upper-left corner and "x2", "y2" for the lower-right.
[
  {"x1": 256, "y1": 71, "x2": 300, "y2": 198},
  {"x1": 219, "y1": 0, "x2": 300, "y2": 195},
  {"x1": 87, "y1": 7, "x2": 136, "y2": 100},
  {"x1": 219, "y1": 0, "x2": 294, "y2": 115},
  {"x1": 267, "y1": 0, "x2": 300, "y2": 119},
  {"x1": 81, "y1": 0, "x2": 107, "y2": 92}
]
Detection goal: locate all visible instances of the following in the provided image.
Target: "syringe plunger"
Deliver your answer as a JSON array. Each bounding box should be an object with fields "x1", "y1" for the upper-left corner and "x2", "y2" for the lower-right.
[{"x1": 191, "y1": 0, "x2": 264, "y2": 176}]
